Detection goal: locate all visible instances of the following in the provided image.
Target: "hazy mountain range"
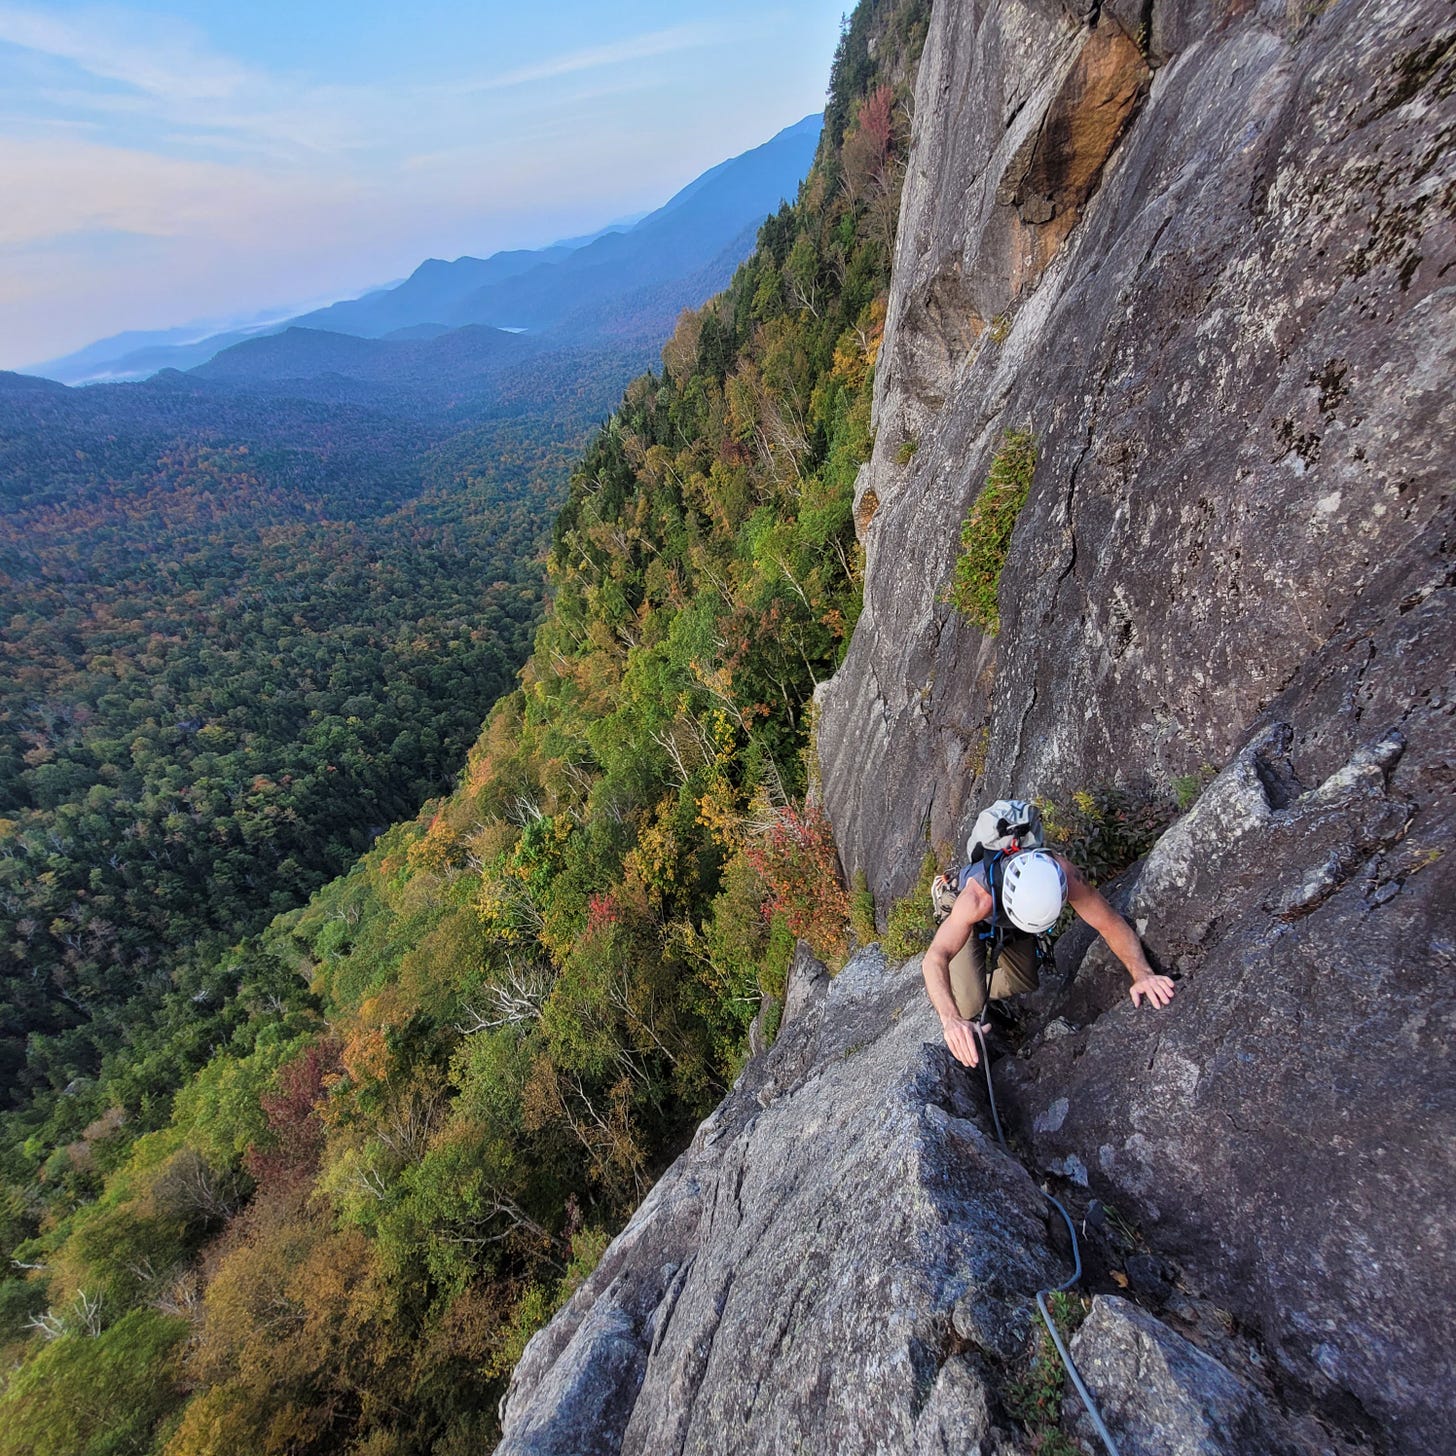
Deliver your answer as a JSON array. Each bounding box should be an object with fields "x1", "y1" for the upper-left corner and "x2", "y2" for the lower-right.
[{"x1": 30, "y1": 115, "x2": 821, "y2": 389}]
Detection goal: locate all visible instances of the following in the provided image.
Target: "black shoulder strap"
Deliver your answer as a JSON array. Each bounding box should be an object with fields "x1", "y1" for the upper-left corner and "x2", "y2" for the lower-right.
[{"x1": 976, "y1": 850, "x2": 1008, "y2": 951}]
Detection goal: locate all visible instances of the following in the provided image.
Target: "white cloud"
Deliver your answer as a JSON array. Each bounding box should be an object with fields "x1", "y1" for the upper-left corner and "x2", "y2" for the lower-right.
[
  {"x1": 470, "y1": 21, "x2": 735, "y2": 90},
  {"x1": 0, "y1": 3, "x2": 254, "y2": 103}
]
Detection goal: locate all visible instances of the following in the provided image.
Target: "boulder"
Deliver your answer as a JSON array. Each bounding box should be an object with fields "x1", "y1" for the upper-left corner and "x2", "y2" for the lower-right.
[
  {"x1": 1066, "y1": 1296, "x2": 1301, "y2": 1456},
  {"x1": 999, "y1": 717, "x2": 1456, "y2": 1453},
  {"x1": 498, "y1": 949, "x2": 1068, "y2": 1455}
]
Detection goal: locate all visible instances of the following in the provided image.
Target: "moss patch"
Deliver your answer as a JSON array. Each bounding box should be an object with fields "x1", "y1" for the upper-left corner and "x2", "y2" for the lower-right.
[
  {"x1": 882, "y1": 850, "x2": 939, "y2": 961},
  {"x1": 950, "y1": 429, "x2": 1037, "y2": 634}
]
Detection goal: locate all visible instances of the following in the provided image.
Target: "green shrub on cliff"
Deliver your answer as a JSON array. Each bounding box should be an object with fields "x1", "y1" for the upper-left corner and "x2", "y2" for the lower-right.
[{"x1": 950, "y1": 428, "x2": 1038, "y2": 634}]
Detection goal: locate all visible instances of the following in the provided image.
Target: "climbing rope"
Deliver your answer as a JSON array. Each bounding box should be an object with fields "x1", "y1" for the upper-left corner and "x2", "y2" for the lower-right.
[{"x1": 971, "y1": 1023, "x2": 1124, "y2": 1456}]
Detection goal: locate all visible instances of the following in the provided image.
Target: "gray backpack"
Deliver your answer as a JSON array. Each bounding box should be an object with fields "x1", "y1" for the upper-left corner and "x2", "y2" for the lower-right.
[{"x1": 931, "y1": 798, "x2": 1047, "y2": 922}]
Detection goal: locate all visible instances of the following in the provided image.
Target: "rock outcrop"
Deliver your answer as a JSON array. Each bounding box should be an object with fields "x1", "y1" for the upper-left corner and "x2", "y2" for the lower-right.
[
  {"x1": 497, "y1": 949, "x2": 1309, "y2": 1455},
  {"x1": 814, "y1": 0, "x2": 1453, "y2": 1446},
  {"x1": 817, "y1": 0, "x2": 1454, "y2": 906},
  {"x1": 997, "y1": 719, "x2": 1455, "y2": 1452}
]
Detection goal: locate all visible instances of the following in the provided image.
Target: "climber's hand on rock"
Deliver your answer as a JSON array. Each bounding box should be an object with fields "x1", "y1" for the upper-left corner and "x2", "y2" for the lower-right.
[
  {"x1": 1129, "y1": 973, "x2": 1176, "y2": 1009},
  {"x1": 942, "y1": 1016, "x2": 982, "y2": 1068}
]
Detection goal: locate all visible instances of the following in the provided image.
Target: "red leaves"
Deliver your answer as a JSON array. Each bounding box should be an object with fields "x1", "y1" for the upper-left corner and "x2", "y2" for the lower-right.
[
  {"x1": 742, "y1": 799, "x2": 849, "y2": 961},
  {"x1": 842, "y1": 84, "x2": 895, "y2": 200},
  {"x1": 244, "y1": 1039, "x2": 342, "y2": 1191}
]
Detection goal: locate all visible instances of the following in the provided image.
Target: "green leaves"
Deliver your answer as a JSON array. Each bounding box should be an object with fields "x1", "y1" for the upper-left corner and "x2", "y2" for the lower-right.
[
  {"x1": 0, "y1": 1307, "x2": 188, "y2": 1456},
  {"x1": 950, "y1": 428, "x2": 1038, "y2": 635}
]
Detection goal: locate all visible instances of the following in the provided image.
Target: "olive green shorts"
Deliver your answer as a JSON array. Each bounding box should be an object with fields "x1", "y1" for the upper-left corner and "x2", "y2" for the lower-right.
[{"x1": 949, "y1": 931, "x2": 1040, "y2": 1020}]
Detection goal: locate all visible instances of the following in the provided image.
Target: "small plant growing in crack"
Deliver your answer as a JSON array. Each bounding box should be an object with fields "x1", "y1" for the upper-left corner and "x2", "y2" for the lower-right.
[
  {"x1": 1172, "y1": 764, "x2": 1217, "y2": 812},
  {"x1": 949, "y1": 428, "x2": 1037, "y2": 635},
  {"x1": 1004, "y1": 1289, "x2": 1089, "y2": 1454}
]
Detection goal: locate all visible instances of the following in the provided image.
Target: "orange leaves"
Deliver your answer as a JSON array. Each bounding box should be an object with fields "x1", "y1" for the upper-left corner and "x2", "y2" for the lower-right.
[
  {"x1": 741, "y1": 798, "x2": 851, "y2": 966},
  {"x1": 339, "y1": 1020, "x2": 391, "y2": 1093},
  {"x1": 404, "y1": 808, "x2": 464, "y2": 878},
  {"x1": 170, "y1": 1198, "x2": 383, "y2": 1455}
]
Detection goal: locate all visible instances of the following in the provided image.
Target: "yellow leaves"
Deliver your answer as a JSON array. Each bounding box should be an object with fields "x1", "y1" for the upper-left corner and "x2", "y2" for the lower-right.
[
  {"x1": 404, "y1": 809, "x2": 462, "y2": 878},
  {"x1": 475, "y1": 853, "x2": 548, "y2": 952},
  {"x1": 159, "y1": 1383, "x2": 257, "y2": 1456},
  {"x1": 623, "y1": 798, "x2": 681, "y2": 903},
  {"x1": 831, "y1": 335, "x2": 867, "y2": 390},
  {"x1": 662, "y1": 303, "x2": 705, "y2": 382},
  {"x1": 862, "y1": 296, "x2": 887, "y2": 370},
  {"x1": 829, "y1": 296, "x2": 887, "y2": 392},
  {"x1": 696, "y1": 774, "x2": 743, "y2": 853},
  {"x1": 172, "y1": 1198, "x2": 384, "y2": 1456},
  {"x1": 690, "y1": 706, "x2": 748, "y2": 852}
]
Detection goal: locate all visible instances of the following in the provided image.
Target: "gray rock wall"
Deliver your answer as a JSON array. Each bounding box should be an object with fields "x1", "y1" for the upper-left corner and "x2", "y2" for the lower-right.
[
  {"x1": 818, "y1": 0, "x2": 1454, "y2": 908},
  {"x1": 815, "y1": 0, "x2": 1455, "y2": 1449},
  {"x1": 999, "y1": 713, "x2": 1456, "y2": 1454},
  {"x1": 497, "y1": 950, "x2": 1305, "y2": 1455}
]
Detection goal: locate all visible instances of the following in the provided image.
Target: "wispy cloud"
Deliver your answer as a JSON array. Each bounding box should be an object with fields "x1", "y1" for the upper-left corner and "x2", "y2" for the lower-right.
[
  {"x1": 0, "y1": 3, "x2": 253, "y2": 103},
  {"x1": 0, "y1": 6, "x2": 749, "y2": 165},
  {"x1": 472, "y1": 22, "x2": 735, "y2": 91},
  {"x1": 0, "y1": 1, "x2": 843, "y2": 367},
  {"x1": 0, "y1": 134, "x2": 367, "y2": 250}
]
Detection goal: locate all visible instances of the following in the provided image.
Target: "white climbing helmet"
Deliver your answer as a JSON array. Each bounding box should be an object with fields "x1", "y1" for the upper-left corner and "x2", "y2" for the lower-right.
[{"x1": 1001, "y1": 849, "x2": 1067, "y2": 933}]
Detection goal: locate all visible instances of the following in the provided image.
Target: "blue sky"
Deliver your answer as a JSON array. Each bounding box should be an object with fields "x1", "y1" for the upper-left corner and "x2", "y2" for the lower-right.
[{"x1": 0, "y1": 1, "x2": 849, "y2": 369}]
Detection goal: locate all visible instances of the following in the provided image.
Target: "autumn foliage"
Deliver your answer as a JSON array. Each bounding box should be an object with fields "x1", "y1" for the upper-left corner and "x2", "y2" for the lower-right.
[
  {"x1": 743, "y1": 800, "x2": 852, "y2": 964},
  {"x1": 0, "y1": 3, "x2": 929, "y2": 1452}
]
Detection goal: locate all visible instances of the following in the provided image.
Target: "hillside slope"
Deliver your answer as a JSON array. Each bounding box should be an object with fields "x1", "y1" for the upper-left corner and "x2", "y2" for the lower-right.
[{"x1": 0, "y1": 7, "x2": 918, "y2": 1454}]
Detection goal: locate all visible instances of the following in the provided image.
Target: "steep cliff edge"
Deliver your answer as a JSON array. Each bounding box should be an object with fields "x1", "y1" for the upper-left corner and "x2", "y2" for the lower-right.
[
  {"x1": 497, "y1": 949, "x2": 1315, "y2": 1455},
  {"x1": 496, "y1": 1, "x2": 1453, "y2": 1452},
  {"x1": 819, "y1": 0, "x2": 1452, "y2": 898},
  {"x1": 815, "y1": 0, "x2": 1454, "y2": 1449}
]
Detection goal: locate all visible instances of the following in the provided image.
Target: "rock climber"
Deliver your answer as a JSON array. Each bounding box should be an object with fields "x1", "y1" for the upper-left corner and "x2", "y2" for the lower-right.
[{"x1": 922, "y1": 832, "x2": 1175, "y2": 1070}]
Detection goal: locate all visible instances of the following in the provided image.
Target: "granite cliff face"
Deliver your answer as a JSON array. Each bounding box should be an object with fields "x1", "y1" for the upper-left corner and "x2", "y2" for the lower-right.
[
  {"x1": 818, "y1": 0, "x2": 1452, "y2": 904},
  {"x1": 496, "y1": 1, "x2": 1453, "y2": 1451},
  {"x1": 814, "y1": 0, "x2": 1454, "y2": 1448}
]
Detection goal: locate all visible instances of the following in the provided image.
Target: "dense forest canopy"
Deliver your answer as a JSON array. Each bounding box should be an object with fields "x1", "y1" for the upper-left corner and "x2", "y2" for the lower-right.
[
  {"x1": 0, "y1": 2, "x2": 931, "y2": 1452},
  {"x1": 0, "y1": 337, "x2": 664, "y2": 1109}
]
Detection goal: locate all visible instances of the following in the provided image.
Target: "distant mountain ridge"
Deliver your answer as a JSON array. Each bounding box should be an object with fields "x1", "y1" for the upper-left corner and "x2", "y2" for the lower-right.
[{"x1": 31, "y1": 115, "x2": 821, "y2": 387}]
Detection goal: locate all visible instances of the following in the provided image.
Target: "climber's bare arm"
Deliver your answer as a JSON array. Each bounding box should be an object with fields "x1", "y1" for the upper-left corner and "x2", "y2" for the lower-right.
[
  {"x1": 922, "y1": 878, "x2": 993, "y2": 1067},
  {"x1": 1058, "y1": 854, "x2": 1175, "y2": 1009}
]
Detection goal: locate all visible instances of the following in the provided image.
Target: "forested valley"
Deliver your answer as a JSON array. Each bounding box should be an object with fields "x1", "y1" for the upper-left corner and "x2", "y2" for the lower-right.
[
  {"x1": 0, "y1": 1, "x2": 929, "y2": 1451},
  {"x1": 0, "y1": 356, "x2": 621, "y2": 1109}
]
